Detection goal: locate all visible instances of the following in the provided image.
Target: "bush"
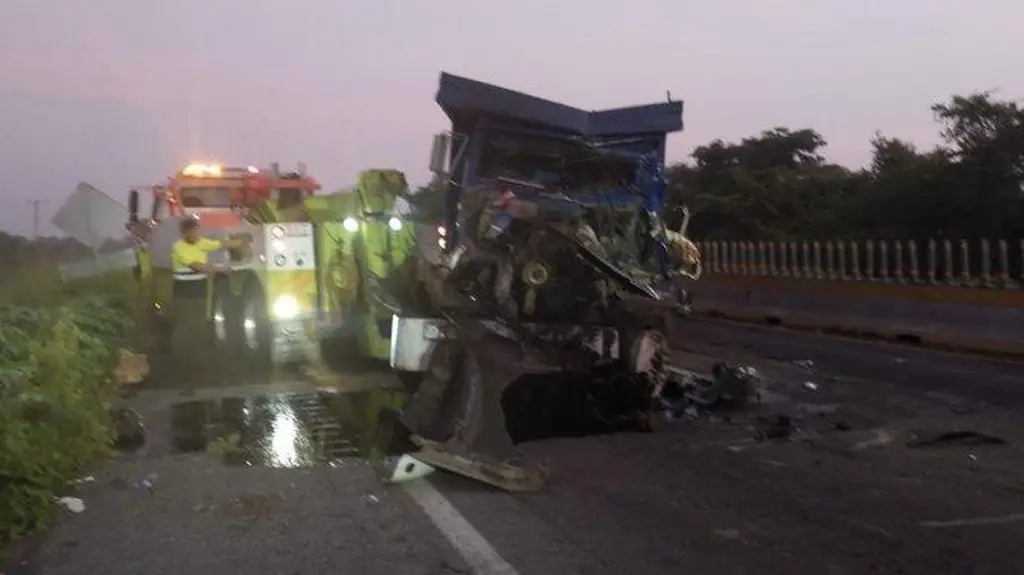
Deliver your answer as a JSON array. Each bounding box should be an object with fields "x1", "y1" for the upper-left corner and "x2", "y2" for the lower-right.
[{"x1": 0, "y1": 285, "x2": 134, "y2": 544}]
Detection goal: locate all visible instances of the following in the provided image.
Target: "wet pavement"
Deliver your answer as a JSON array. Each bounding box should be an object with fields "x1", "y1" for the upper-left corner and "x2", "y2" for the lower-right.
[
  {"x1": 167, "y1": 390, "x2": 411, "y2": 467},
  {"x1": 16, "y1": 322, "x2": 1024, "y2": 574}
]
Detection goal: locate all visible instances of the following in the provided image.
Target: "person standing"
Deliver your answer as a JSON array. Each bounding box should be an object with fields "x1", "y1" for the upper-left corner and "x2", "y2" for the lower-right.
[{"x1": 170, "y1": 215, "x2": 247, "y2": 369}]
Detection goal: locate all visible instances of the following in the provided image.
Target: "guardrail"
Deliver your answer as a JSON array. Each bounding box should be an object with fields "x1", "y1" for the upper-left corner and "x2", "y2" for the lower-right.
[
  {"x1": 695, "y1": 238, "x2": 1024, "y2": 287},
  {"x1": 688, "y1": 238, "x2": 1024, "y2": 356}
]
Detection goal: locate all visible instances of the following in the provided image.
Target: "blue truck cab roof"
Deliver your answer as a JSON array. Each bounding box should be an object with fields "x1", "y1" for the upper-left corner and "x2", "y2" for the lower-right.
[
  {"x1": 436, "y1": 72, "x2": 683, "y2": 140},
  {"x1": 435, "y1": 72, "x2": 684, "y2": 256}
]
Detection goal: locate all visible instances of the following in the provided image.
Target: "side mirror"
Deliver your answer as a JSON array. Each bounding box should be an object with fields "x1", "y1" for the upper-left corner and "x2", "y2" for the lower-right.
[
  {"x1": 150, "y1": 195, "x2": 163, "y2": 221},
  {"x1": 429, "y1": 133, "x2": 451, "y2": 175},
  {"x1": 128, "y1": 189, "x2": 140, "y2": 223}
]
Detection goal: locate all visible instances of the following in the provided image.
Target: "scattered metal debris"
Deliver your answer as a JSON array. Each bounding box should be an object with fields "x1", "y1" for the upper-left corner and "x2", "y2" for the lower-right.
[
  {"x1": 792, "y1": 359, "x2": 815, "y2": 369},
  {"x1": 133, "y1": 473, "x2": 157, "y2": 493},
  {"x1": 388, "y1": 454, "x2": 437, "y2": 484},
  {"x1": 676, "y1": 363, "x2": 762, "y2": 409},
  {"x1": 802, "y1": 381, "x2": 819, "y2": 391}
]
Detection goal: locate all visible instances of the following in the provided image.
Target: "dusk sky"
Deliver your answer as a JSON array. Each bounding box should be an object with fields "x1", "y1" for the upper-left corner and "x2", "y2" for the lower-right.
[{"x1": 2, "y1": 1, "x2": 1021, "y2": 236}]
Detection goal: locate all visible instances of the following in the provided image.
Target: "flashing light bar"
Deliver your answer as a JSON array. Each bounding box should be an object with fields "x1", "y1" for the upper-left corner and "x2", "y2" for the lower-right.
[{"x1": 179, "y1": 163, "x2": 307, "y2": 178}]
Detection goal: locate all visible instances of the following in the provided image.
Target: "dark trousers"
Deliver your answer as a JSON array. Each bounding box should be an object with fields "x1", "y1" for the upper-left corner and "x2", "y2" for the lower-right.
[{"x1": 170, "y1": 280, "x2": 213, "y2": 370}]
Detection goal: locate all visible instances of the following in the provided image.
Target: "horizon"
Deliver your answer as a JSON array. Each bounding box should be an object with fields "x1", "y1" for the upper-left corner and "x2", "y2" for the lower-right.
[{"x1": 3, "y1": 0, "x2": 1021, "y2": 236}]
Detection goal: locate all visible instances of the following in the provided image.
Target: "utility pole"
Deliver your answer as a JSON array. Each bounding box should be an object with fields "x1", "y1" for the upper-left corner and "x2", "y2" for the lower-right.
[{"x1": 27, "y1": 199, "x2": 45, "y2": 239}]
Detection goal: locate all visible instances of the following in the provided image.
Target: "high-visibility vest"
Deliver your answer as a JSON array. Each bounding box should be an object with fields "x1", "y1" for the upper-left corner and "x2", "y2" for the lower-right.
[{"x1": 172, "y1": 268, "x2": 206, "y2": 282}]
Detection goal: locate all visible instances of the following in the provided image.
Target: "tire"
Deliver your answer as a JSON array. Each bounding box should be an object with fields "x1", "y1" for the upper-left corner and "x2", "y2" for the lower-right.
[{"x1": 238, "y1": 281, "x2": 272, "y2": 367}]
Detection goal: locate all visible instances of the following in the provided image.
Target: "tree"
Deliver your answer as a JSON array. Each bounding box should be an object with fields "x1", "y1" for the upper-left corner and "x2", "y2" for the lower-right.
[{"x1": 665, "y1": 91, "x2": 1024, "y2": 242}]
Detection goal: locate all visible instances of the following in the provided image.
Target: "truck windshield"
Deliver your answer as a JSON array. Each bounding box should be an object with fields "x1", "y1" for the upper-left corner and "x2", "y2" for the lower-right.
[
  {"x1": 477, "y1": 134, "x2": 635, "y2": 192},
  {"x1": 179, "y1": 186, "x2": 232, "y2": 208}
]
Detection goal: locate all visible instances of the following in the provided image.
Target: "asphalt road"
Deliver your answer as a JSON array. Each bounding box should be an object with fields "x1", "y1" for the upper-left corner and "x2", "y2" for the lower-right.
[
  {"x1": 18, "y1": 320, "x2": 1024, "y2": 574},
  {"x1": 676, "y1": 317, "x2": 1024, "y2": 407}
]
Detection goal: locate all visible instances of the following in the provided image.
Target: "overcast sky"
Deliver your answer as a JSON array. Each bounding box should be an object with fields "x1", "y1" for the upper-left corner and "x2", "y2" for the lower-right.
[{"x1": 2, "y1": 0, "x2": 1021, "y2": 236}]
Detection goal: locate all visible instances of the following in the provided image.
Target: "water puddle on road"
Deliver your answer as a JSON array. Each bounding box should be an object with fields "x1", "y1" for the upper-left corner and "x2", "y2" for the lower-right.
[{"x1": 169, "y1": 389, "x2": 412, "y2": 467}]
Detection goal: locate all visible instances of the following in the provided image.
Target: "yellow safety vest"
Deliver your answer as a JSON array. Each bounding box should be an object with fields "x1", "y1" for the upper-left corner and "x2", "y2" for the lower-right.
[{"x1": 171, "y1": 238, "x2": 222, "y2": 281}]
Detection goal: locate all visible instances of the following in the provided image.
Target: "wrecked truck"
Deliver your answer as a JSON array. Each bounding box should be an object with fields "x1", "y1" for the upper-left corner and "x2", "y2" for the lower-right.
[{"x1": 385, "y1": 73, "x2": 702, "y2": 491}]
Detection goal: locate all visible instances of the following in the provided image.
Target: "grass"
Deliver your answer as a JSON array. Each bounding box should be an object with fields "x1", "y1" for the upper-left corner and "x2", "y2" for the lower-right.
[{"x1": 0, "y1": 262, "x2": 138, "y2": 548}]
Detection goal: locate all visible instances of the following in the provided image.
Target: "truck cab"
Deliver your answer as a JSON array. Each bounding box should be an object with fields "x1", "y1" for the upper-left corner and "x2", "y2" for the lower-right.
[
  {"x1": 430, "y1": 72, "x2": 684, "y2": 282},
  {"x1": 148, "y1": 162, "x2": 321, "y2": 228}
]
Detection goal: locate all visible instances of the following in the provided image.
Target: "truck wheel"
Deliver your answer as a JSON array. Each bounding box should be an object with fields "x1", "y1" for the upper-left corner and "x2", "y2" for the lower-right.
[{"x1": 239, "y1": 282, "x2": 272, "y2": 366}]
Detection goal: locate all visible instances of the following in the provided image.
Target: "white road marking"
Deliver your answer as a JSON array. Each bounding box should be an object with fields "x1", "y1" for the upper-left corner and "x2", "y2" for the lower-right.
[{"x1": 402, "y1": 479, "x2": 520, "y2": 575}]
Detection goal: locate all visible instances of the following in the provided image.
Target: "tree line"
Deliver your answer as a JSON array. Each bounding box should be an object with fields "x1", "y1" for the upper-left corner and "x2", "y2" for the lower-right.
[
  {"x1": 0, "y1": 232, "x2": 90, "y2": 273},
  {"x1": 665, "y1": 92, "x2": 1024, "y2": 242}
]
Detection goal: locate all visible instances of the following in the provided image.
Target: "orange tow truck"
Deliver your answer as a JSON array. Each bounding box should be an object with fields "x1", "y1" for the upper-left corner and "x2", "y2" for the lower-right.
[{"x1": 139, "y1": 162, "x2": 321, "y2": 228}]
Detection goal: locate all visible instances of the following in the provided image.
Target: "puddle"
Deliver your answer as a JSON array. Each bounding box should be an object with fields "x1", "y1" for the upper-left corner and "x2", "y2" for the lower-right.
[
  {"x1": 170, "y1": 389, "x2": 412, "y2": 467},
  {"x1": 168, "y1": 371, "x2": 696, "y2": 468}
]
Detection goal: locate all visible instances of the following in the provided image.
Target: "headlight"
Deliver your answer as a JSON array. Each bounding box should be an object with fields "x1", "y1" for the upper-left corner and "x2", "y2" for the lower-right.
[
  {"x1": 343, "y1": 217, "x2": 359, "y2": 233},
  {"x1": 438, "y1": 237, "x2": 447, "y2": 249},
  {"x1": 270, "y1": 225, "x2": 285, "y2": 239},
  {"x1": 387, "y1": 216, "x2": 403, "y2": 231},
  {"x1": 437, "y1": 225, "x2": 447, "y2": 237},
  {"x1": 272, "y1": 295, "x2": 299, "y2": 319}
]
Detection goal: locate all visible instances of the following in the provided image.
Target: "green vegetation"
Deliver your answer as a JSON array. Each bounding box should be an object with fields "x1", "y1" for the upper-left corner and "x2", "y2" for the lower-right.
[
  {"x1": 665, "y1": 92, "x2": 1024, "y2": 243},
  {"x1": 0, "y1": 265, "x2": 135, "y2": 545}
]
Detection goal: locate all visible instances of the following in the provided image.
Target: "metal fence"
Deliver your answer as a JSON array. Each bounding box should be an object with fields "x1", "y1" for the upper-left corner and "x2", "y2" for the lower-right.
[{"x1": 696, "y1": 239, "x2": 1024, "y2": 288}]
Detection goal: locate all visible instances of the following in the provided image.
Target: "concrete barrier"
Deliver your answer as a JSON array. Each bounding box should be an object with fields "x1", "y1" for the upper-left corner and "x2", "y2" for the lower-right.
[{"x1": 690, "y1": 238, "x2": 1024, "y2": 355}]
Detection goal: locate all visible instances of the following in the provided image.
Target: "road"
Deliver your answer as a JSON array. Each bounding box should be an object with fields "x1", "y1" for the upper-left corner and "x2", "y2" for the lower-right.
[{"x1": 15, "y1": 319, "x2": 1024, "y2": 574}]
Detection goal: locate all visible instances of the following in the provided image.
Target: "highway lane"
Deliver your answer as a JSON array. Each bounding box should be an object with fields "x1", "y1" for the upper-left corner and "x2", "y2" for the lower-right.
[
  {"x1": 676, "y1": 316, "x2": 1024, "y2": 406},
  {"x1": 24, "y1": 321, "x2": 1024, "y2": 574},
  {"x1": 430, "y1": 319, "x2": 1024, "y2": 574}
]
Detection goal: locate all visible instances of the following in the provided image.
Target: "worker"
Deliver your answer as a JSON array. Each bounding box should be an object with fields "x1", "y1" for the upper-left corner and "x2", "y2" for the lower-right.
[{"x1": 170, "y1": 215, "x2": 248, "y2": 370}]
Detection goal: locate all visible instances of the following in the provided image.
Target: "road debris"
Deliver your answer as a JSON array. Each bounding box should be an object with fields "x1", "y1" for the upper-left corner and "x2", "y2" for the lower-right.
[
  {"x1": 907, "y1": 430, "x2": 1008, "y2": 449},
  {"x1": 111, "y1": 406, "x2": 145, "y2": 450},
  {"x1": 133, "y1": 473, "x2": 157, "y2": 493},
  {"x1": 792, "y1": 359, "x2": 815, "y2": 369},
  {"x1": 850, "y1": 428, "x2": 894, "y2": 451},
  {"x1": 676, "y1": 363, "x2": 762, "y2": 409},
  {"x1": 802, "y1": 381, "x2": 819, "y2": 391},
  {"x1": 754, "y1": 414, "x2": 798, "y2": 441},
  {"x1": 56, "y1": 497, "x2": 85, "y2": 514},
  {"x1": 112, "y1": 348, "x2": 150, "y2": 386},
  {"x1": 387, "y1": 453, "x2": 437, "y2": 484},
  {"x1": 918, "y1": 512, "x2": 1024, "y2": 528}
]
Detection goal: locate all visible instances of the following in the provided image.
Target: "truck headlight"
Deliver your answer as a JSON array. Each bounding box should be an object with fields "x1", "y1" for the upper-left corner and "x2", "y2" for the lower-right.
[
  {"x1": 343, "y1": 217, "x2": 358, "y2": 233},
  {"x1": 387, "y1": 216, "x2": 402, "y2": 231},
  {"x1": 272, "y1": 295, "x2": 299, "y2": 319}
]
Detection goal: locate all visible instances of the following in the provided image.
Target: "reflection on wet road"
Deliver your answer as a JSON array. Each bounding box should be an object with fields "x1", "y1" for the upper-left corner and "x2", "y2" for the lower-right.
[{"x1": 169, "y1": 389, "x2": 412, "y2": 467}]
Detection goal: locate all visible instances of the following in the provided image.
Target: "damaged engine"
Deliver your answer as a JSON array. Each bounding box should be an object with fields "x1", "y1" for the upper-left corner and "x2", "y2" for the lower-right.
[
  {"x1": 393, "y1": 183, "x2": 699, "y2": 491},
  {"x1": 385, "y1": 71, "x2": 702, "y2": 492}
]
